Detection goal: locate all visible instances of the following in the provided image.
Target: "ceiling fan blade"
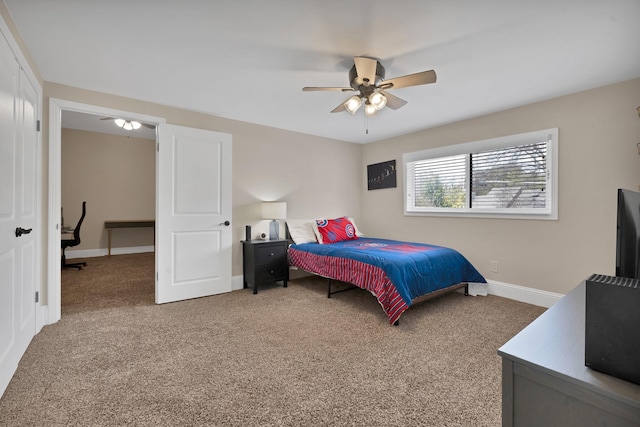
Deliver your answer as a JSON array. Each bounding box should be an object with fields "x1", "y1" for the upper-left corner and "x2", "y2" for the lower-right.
[
  {"x1": 100, "y1": 117, "x2": 115, "y2": 120},
  {"x1": 303, "y1": 86, "x2": 354, "y2": 92},
  {"x1": 330, "y1": 100, "x2": 347, "y2": 113},
  {"x1": 381, "y1": 91, "x2": 408, "y2": 110},
  {"x1": 353, "y1": 56, "x2": 378, "y2": 86},
  {"x1": 380, "y1": 69, "x2": 437, "y2": 90}
]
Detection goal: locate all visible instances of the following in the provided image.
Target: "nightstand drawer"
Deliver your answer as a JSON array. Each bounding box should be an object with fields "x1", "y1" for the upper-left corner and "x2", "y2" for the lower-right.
[
  {"x1": 256, "y1": 244, "x2": 286, "y2": 265},
  {"x1": 255, "y1": 263, "x2": 286, "y2": 282}
]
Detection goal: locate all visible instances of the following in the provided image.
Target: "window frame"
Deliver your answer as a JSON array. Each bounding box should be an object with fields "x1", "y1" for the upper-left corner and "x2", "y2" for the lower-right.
[{"x1": 403, "y1": 128, "x2": 558, "y2": 220}]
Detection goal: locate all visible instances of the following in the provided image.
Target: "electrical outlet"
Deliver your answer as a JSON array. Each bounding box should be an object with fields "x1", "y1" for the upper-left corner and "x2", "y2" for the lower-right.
[{"x1": 490, "y1": 261, "x2": 499, "y2": 273}]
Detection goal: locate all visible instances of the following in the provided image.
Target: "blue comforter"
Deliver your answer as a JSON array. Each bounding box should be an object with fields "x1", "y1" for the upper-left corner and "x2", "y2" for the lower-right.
[{"x1": 290, "y1": 237, "x2": 486, "y2": 304}]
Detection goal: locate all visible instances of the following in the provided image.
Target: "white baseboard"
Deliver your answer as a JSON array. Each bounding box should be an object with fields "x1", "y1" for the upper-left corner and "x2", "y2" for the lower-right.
[
  {"x1": 36, "y1": 304, "x2": 48, "y2": 332},
  {"x1": 230, "y1": 273, "x2": 562, "y2": 308},
  {"x1": 485, "y1": 279, "x2": 563, "y2": 308},
  {"x1": 66, "y1": 246, "x2": 154, "y2": 259},
  {"x1": 232, "y1": 275, "x2": 244, "y2": 291}
]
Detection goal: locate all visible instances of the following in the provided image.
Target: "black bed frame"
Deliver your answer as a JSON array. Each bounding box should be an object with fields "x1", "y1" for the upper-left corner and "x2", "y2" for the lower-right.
[{"x1": 325, "y1": 278, "x2": 469, "y2": 325}]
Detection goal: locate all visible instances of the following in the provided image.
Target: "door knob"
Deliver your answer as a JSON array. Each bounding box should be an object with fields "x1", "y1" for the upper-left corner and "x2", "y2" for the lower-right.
[
  {"x1": 219, "y1": 221, "x2": 230, "y2": 226},
  {"x1": 15, "y1": 227, "x2": 33, "y2": 237}
]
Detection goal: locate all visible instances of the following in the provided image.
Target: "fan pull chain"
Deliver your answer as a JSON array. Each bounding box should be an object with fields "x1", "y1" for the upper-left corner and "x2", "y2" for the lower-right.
[{"x1": 364, "y1": 111, "x2": 369, "y2": 135}]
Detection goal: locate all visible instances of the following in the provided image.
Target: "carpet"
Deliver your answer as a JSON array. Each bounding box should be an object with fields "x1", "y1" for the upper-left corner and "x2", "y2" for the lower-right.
[{"x1": 0, "y1": 253, "x2": 545, "y2": 426}]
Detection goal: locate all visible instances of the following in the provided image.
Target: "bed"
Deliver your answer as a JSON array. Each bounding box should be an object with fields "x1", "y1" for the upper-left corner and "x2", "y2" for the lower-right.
[{"x1": 286, "y1": 217, "x2": 486, "y2": 325}]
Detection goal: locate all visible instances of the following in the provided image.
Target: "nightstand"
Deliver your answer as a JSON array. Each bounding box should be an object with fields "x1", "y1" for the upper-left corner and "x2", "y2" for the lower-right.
[{"x1": 242, "y1": 239, "x2": 289, "y2": 294}]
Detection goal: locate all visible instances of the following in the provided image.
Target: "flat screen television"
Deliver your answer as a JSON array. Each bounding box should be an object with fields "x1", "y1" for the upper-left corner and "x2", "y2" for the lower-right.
[{"x1": 616, "y1": 188, "x2": 640, "y2": 279}]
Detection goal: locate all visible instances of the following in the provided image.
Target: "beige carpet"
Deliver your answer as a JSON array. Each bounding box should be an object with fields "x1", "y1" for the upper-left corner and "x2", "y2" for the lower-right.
[{"x1": 0, "y1": 253, "x2": 545, "y2": 426}]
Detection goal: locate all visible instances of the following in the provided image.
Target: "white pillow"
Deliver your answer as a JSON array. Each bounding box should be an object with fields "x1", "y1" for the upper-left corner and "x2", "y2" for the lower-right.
[
  {"x1": 285, "y1": 220, "x2": 318, "y2": 244},
  {"x1": 311, "y1": 220, "x2": 324, "y2": 244}
]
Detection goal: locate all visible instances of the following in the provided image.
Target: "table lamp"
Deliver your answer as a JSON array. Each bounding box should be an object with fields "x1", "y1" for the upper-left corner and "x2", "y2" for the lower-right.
[{"x1": 262, "y1": 202, "x2": 287, "y2": 240}]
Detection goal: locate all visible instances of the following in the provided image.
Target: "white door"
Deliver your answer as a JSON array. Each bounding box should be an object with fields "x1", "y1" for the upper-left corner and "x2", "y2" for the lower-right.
[
  {"x1": 16, "y1": 68, "x2": 38, "y2": 354},
  {"x1": 0, "y1": 40, "x2": 37, "y2": 396},
  {"x1": 156, "y1": 124, "x2": 232, "y2": 303}
]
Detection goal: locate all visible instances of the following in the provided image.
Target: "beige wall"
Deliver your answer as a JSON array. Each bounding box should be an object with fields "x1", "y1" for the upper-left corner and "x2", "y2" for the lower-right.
[
  {"x1": 4, "y1": 2, "x2": 638, "y2": 302},
  {"x1": 43, "y1": 79, "x2": 640, "y2": 298},
  {"x1": 361, "y1": 78, "x2": 640, "y2": 295},
  {"x1": 45, "y1": 82, "x2": 363, "y2": 285},
  {"x1": 61, "y1": 129, "x2": 156, "y2": 251}
]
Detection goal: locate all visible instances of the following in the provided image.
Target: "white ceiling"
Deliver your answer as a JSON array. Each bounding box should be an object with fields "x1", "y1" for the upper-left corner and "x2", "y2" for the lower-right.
[
  {"x1": 61, "y1": 110, "x2": 157, "y2": 140},
  {"x1": 5, "y1": 0, "x2": 640, "y2": 144}
]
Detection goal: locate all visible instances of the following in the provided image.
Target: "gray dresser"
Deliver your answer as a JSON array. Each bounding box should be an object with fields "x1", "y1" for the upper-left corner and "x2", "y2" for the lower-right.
[{"x1": 498, "y1": 281, "x2": 640, "y2": 426}]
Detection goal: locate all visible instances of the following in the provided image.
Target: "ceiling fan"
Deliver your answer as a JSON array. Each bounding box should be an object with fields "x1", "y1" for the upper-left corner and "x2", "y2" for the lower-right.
[
  {"x1": 303, "y1": 56, "x2": 437, "y2": 117},
  {"x1": 100, "y1": 117, "x2": 156, "y2": 130}
]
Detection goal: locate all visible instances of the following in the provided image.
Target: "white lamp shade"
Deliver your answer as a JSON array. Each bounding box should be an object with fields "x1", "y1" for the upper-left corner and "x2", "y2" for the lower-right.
[{"x1": 262, "y1": 202, "x2": 287, "y2": 219}]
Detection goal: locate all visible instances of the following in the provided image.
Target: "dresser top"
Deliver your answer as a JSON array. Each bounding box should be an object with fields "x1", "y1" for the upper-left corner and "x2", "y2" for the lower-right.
[{"x1": 498, "y1": 281, "x2": 640, "y2": 408}]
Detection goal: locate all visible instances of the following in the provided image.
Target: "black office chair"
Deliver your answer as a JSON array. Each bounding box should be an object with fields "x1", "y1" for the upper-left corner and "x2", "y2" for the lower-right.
[{"x1": 61, "y1": 201, "x2": 87, "y2": 270}]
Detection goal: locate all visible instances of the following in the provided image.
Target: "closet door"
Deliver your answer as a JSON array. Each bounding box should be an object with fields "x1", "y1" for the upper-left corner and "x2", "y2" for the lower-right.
[
  {"x1": 16, "y1": 68, "x2": 38, "y2": 358},
  {"x1": 0, "y1": 34, "x2": 38, "y2": 398}
]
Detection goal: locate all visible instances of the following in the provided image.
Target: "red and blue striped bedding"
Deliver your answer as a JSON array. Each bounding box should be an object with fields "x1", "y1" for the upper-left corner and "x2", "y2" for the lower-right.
[{"x1": 288, "y1": 237, "x2": 486, "y2": 324}]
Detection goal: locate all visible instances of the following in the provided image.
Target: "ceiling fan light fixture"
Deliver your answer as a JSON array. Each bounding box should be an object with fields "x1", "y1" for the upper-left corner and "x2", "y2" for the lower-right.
[
  {"x1": 369, "y1": 92, "x2": 387, "y2": 111},
  {"x1": 364, "y1": 102, "x2": 377, "y2": 117},
  {"x1": 114, "y1": 118, "x2": 142, "y2": 131},
  {"x1": 344, "y1": 95, "x2": 362, "y2": 114},
  {"x1": 303, "y1": 56, "x2": 437, "y2": 120}
]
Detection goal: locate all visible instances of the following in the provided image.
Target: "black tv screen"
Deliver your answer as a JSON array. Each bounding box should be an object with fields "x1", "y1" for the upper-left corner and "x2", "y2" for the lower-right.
[{"x1": 616, "y1": 188, "x2": 640, "y2": 279}]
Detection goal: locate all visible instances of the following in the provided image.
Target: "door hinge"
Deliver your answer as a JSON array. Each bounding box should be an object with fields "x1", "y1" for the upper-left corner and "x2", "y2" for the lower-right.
[
  {"x1": 36, "y1": 120, "x2": 41, "y2": 132},
  {"x1": 156, "y1": 272, "x2": 158, "y2": 281},
  {"x1": 157, "y1": 142, "x2": 159, "y2": 152},
  {"x1": 35, "y1": 291, "x2": 39, "y2": 303}
]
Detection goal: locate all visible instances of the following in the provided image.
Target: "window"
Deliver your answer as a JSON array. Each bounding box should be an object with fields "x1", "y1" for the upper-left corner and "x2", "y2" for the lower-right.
[{"x1": 403, "y1": 128, "x2": 558, "y2": 219}]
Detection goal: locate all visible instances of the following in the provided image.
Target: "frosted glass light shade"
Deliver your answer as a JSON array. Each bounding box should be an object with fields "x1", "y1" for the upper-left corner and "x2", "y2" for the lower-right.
[
  {"x1": 344, "y1": 96, "x2": 362, "y2": 114},
  {"x1": 369, "y1": 92, "x2": 387, "y2": 110},
  {"x1": 364, "y1": 102, "x2": 377, "y2": 117},
  {"x1": 115, "y1": 119, "x2": 142, "y2": 130}
]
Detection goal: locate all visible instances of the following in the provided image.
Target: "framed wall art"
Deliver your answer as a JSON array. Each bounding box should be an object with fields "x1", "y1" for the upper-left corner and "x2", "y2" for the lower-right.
[{"x1": 367, "y1": 160, "x2": 396, "y2": 190}]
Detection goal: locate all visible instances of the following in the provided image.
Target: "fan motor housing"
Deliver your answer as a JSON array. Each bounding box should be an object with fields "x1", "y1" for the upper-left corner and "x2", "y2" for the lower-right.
[{"x1": 349, "y1": 61, "x2": 385, "y2": 93}]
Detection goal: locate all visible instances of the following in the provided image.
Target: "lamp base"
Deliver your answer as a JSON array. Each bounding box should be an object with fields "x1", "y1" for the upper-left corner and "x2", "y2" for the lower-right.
[{"x1": 269, "y1": 220, "x2": 279, "y2": 240}]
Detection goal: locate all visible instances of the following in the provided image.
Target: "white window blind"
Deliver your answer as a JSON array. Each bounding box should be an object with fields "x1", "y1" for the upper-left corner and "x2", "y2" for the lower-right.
[
  {"x1": 471, "y1": 141, "x2": 547, "y2": 209},
  {"x1": 412, "y1": 154, "x2": 467, "y2": 208},
  {"x1": 404, "y1": 129, "x2": 558, "y2": 219}
]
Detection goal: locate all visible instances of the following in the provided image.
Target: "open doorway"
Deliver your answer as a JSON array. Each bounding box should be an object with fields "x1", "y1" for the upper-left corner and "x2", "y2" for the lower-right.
[
  {"x1": 48, "y1": 99, "x2": 234, "y2": 324},
  {"x1": 48, "y1": 99, "x2": 166, "y2": 323},
  {"x1": 60, "y1": 110, "x2": 157, "y2": 315}
]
